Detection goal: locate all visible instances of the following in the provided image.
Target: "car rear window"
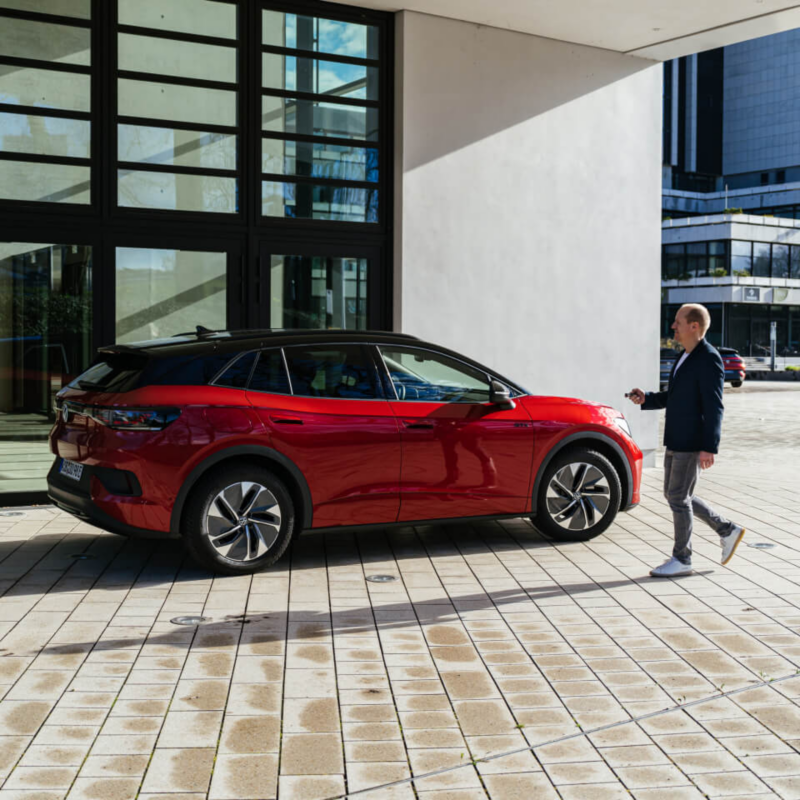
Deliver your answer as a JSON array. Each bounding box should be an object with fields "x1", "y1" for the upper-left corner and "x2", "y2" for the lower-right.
[
  {"x1": 68, "y1": 353, "x2": 149, "y2": 393},
  {"x1": 214, "y1": 352, "x2": 256, "y2": 389}
]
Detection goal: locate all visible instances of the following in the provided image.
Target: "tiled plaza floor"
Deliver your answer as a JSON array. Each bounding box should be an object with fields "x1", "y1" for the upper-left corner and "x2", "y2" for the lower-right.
[{"x1": 0, "y1": 382, "x2": 799, "y2": 799}]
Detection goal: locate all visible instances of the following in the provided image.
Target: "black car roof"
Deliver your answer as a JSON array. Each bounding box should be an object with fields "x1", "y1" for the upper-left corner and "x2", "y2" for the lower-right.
[{"x1": 97, "y1": 329, "x2": 528, "y2": 394}]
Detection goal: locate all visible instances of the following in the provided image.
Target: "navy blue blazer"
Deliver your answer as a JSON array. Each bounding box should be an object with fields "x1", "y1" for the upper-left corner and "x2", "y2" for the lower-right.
[{"x1": 642, "y1": 338, "x2": 724, "y2": 454}]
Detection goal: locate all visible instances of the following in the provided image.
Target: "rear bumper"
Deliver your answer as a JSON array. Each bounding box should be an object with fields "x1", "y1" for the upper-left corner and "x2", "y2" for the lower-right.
[{"x1": 47, "y1": 459, "x2": 179, "y2": 539}]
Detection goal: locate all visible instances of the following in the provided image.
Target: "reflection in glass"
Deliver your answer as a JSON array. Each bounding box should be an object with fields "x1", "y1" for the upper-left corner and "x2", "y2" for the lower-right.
[
  {"x1": 262, "y1": 96, "x2": 376, "y2": 140},
  {"x1": 262, "y1": 180, "x2": 377, "y2": 222},
  {"x1": 753, "y1": 242, "x2": 771, "y2": 278},
  {"x1": 0, "y1": 0, "x2": 90, "y2": 18},
  {"x1": 709, "y1": 241, "x2": 727, "y2": 275},
  {"x1": 270, "y1": 255, "x2": 368, "y2": 330},
  {"x1": 262, "y1": 11, "x2": 377, "y2": 60},
  {"x1": 119, "y1": 125, "x2": 236, "y2": 171},
  {"x1": 0, "y1": 242, "x2": 92, "y2": 495},
  {"x1": 0, "y1": 112, "x2": 90, "y2": 158},
  {"x1": 119, "y1": 79, "x2": 236, "y2": 126},
  {"x1": 772, "y1": 244, "x2": 789, "y2": 278},
  {"x1": 0, "y1": 65, "x2": 90, "y2": 112},
  {"x1": 118, "y1": 170, "x2": 237, "y2": 213},
  {"x1": 262, "y1": 53, "x2": 377, "y2": 100},
  {"x1": 0, "y1": 17, "x2": 90, "y2": 65},
  {"x1": 249, "y1": 350, "x2": 290, "y2": 394},
  {"x1": 262, "y1": 138, "x2": 377, "y2": 182},
  {"x1": 792, "y1": 246, "x2": 800, "y2": 280},
  {"x1": 686, "y1": 242, "x2": 707, "y2": 278},
  {"x1": 119, "y1": 33, "x2": 236, "y2": 83},
  {"x1": 0, "y1": 160, "x2": 90, "y2": 203},
  {"x1": 119, "y1": 0, "x2": 236, "y2": 40},
  {"x1": 731, "y1": 241, "x2": 752, "y2": 276},
  {"x1": 283, "y1": 345, "x2": 377, "y2": 399},
  {"x1": 116, "y1": 248, "x2": 226, "y2": 343}
]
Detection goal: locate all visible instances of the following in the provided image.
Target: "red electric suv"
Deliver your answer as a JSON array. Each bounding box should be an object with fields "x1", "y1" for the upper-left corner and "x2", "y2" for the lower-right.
[{"x1": 48, "y1": 330, "x2": 642, "y2": 574}]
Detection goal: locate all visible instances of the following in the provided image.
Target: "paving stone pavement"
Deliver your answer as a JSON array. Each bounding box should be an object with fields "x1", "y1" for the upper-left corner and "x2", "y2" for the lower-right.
[{"x1": 0, "y1": 382, "x2": 798, "y2": 799}]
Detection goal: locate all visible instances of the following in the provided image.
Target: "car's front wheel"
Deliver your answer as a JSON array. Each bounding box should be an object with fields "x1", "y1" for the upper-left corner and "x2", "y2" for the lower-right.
[
  {"x1": 731, "y1": 380, "x2": 743, "y2": 388},
  {"x1": 532, "y1": 447, "x2": 621, "y2": 542},
  {"x1": 182, "y1": 464, "x2": 295, "y2": 574}
]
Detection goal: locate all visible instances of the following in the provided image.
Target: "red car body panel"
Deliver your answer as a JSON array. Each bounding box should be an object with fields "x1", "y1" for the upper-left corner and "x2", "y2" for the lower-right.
[
  {"x1": 246, "y1": 392, "x2": 402, "y2": 527},
  {"x1": 387, "y1": 399, "x2": 535, "y2": 521},
  {"x1": 47, "y1": 334, "x2": 643, "y2": 545}
]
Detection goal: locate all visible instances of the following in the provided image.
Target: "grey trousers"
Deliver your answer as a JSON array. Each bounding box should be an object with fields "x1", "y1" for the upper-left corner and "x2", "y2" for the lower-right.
[{"x1": 663, "y1": 450, "x2": 735, "y2": 564}]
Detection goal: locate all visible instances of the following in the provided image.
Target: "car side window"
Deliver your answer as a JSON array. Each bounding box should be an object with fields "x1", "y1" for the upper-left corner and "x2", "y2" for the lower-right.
[
  {"x1": 283, "y1": 345, "x2": 378, "y2": 399},
  {"x1": 214, "y1": 352, "x2": 256, "y2": 389},
  {"x1": 248, "y1": 349, "x2": 291, "y2": 395},
  {"x1": 379, "y1": 346, "x2": 491, "y2": 403}
]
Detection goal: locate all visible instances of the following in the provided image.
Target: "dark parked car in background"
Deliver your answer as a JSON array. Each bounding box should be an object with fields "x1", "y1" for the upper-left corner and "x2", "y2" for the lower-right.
[
  {"x1": 47, "y1": 329, "x2": 643, "y2": 574},
  {"x1": 660, "y1": 345, "x2": 745, "y2": 389}
]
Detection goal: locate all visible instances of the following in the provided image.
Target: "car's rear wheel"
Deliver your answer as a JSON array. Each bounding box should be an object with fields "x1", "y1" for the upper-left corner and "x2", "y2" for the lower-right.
[
  {"x1": 532, "y1": 447, "x2": 621, "y2": 542},
  {"x1": 182, "y1": 464, "x2": 295, "y2": 575}
]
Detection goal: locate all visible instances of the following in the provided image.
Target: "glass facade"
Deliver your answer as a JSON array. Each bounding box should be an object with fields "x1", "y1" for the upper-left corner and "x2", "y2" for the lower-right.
[
  {"x1": 662, "y1": 240, "x2": 800, "y2": 280},
  {"x1": 0, "y1": 0, "x2": 393, "y2": 500}
]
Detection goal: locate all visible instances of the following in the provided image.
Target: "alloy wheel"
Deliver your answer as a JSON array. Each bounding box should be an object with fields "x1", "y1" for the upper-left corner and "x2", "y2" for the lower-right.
[
  {"x1": 204, "y1": 481, "x2": 282, "y2": 562},
  {"x1": 545, "y1": 462, "x2": 611, "y2": 531}
]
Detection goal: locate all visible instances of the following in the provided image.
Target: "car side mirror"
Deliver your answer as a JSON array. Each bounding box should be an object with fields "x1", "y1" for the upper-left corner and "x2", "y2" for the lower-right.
[{"x1": 489, "y1": 380, "x2": 515, "y2": 409}]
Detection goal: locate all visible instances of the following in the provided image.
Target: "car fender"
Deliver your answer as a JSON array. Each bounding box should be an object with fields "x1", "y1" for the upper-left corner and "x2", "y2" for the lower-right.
[
  {"x1": 170, "y1": 444, "x2": 313, "y2": 536},
  {"x1": 531, "y1": 430, "x2": 634, "y2": 515}
]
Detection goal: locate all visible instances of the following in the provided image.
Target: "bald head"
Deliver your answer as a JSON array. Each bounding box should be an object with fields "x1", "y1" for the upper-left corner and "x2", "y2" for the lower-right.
[{"x1": 679, "y1": 304, "x2": 711, "y2": 336}]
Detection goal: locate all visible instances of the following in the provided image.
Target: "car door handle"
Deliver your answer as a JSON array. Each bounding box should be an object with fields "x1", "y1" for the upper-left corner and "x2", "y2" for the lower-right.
[
  {"x1": 402, "y1": 419, "x2": 434, "y2": 429},
  {"x1": 270, "y1": 415, "x2": 303, "y2": 425}
]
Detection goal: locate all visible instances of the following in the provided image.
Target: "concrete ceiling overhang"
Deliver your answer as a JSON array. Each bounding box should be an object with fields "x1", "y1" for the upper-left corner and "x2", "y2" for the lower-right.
[{"x1": 332, "y1": 0, "x2": 800, "y2": 59}]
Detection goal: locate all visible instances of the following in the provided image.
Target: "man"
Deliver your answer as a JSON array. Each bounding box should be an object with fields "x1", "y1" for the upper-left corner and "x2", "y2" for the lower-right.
[{"x1": 629, "y1": 303, "x2": 745, "y2": 577}]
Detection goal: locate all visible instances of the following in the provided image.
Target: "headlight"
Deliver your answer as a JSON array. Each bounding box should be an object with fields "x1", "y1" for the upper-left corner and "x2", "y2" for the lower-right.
[
  {"x1": 614, "y1": 417, "x2": 633, "y2": 439},
  {"x1": 92, "y1": 407, "x2": 181, "y2": 430}
]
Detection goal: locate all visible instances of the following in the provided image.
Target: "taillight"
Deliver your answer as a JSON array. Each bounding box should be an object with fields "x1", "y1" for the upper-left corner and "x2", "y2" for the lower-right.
[{"x1": 92, "y1": 407, "x2": 181, "y2": 430}]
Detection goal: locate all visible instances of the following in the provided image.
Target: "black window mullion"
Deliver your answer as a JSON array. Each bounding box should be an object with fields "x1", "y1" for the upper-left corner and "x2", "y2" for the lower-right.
[
  {"x1": 117, "y1": 115, "x2": 238, "y2": 135},
  {"x1": 0, "y1": 55, "x2": 92, "y2": 75},
  {"x1": 261, "y1": 130, "x2": 378, "y2": 149},
  {"x1": 117, "y1": 24, "x2": 238, "y2": 49},
  {"x1": 0, "y1": 103, "x2": 91, "y2": 121},
  {"x1": 117, "y1": 70, "x2": 237, "y2": 93},
  {"x1": 0, "y1": 7, "x2": 92, "y2": 27},
  {"x1": 119, "y1": 161, "x2": 237, "y2": 178},
  {"x1": 261, "y1": 172, "x2": 375, "y2": 190},
  {"x1": 260, "y1": 87, "x2": 378, "y2": 109}
]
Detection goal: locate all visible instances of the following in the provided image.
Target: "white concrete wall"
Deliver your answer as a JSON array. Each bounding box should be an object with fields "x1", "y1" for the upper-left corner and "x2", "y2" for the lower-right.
[{"x1": 394, "y1": 11, "x2": 662, "y2": 461}]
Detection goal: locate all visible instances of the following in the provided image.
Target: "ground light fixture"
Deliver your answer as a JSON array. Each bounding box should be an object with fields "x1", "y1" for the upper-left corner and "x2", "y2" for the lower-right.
[
  {"x1": 747, "y1": 542, "x2": 777, "y2": 550},
  {"x1": 366, "y1": 575, "x2": 398, "y2": 583},
  {"x1": 170, "y1": 616, "x2": 211, "y2": 626}
]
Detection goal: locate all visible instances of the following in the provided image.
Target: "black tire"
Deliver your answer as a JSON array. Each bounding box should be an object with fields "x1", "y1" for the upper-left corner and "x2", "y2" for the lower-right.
[
  {"x1": 531, "y1": 447, "x2": 621, "y2": 542},
  {"x1": 182, "y1": 464, "x2": 295, "y2": 575},
  {"x1": 731, "y1": 380, "x2": 742, "y2": 388}
]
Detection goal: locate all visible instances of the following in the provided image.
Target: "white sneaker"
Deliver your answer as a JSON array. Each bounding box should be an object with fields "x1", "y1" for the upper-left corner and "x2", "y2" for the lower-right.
[
  {"x1": 721, "y1": 525, "x2": 746, "y2": 565},
  {"x1": 650, "y1": 557, "x2": 693, "y2": 578}
]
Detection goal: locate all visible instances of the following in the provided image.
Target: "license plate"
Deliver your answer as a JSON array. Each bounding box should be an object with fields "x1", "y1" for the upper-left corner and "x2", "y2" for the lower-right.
[{"x1": 59, "y1": 459, "x2": 84, "y2": 481}]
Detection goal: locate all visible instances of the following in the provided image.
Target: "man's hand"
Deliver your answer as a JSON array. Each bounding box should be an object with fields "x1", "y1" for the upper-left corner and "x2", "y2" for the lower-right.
[
  {"x1": 698, "y1": 451, "x2": 715, "y2": 470},
  {"x1": 627, "y1": 389, "x2": 645, "y2": 405}
]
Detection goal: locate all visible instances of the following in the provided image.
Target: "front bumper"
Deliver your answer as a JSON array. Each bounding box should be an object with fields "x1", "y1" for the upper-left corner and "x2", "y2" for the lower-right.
[{"x1": 47, "y1": 459, "x2": 179, "y2": 539}]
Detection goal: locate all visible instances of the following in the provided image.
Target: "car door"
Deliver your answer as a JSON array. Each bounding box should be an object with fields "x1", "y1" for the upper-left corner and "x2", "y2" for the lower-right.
[
  {"x1": 245, "y1": 344, "x2": 401, "y2": 528},
  {"x1": 376, "y1": 344, "x2": 535, "y2": 522}
]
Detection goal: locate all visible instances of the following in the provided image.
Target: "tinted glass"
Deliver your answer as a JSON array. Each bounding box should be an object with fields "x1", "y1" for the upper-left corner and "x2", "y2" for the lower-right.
[
  {"x1": 0, "y1": 113, "x2": 90, "y2": 159},
  {"x1": 0, "y1": 243, "x2": 93, "y2": 495},
  {"x1": 119, "y1": 0, "x2": 236, "y2": 39},
  {"x1": 792, "y1": 246, "x2": 800, "y2": 279},
  {"x1": 118, "y1": 170, "x2": 237, "y2": 213},
  {"x1": 262, "y1": 11, "x2": 377, "y2": 60},
  {"x1": 69, "y1": 352, "x2": 147, "y2": 393},
  {"x1": 0, "y1": 66, "x2": 90, "y2": 112},
  {"x1": 116, "y1": 248, "x2": 226, "y2": 343},
  {"x1": 0, "y1": 17, "x2": 90, "y2": 65},
  {"x1": 772, "y1": 244, "x2": 789, "y2": 278},
  {"x1": 145, "y1": 352, "x2": 236, "y2": 386},
  {"x1": 0, "y1": 160, "x2": 90, "y2": 204},
  {"x1": 249, "y1": 350, "x2": 291, "y2": 394},
  {"x1": 380, "y1": 347, "x2": 491, "y2": 403},
  {"x1": 119, "y1": 79, "x2": 236, "y2": 127},
  {"x1": 119, "y1": 125, "x2": 236, "y2": 170},
  {"x1": 270, "y1": 255, "x2": 369, "y2": 330},
  {"x1": 215, "y1": 352, "x2": 256, "y2": 389},
  {"x1": 262, "y1": 96, "x2": 376, "y2": 140},
  {"x1": 753, "y1": 242, "x2": 771, "y2": 278},
  {"x1": 284, "y1": 345, "x2": 377, "y2": 399},
  {"x1": 262, "y1": 53, "x2": 377, "y2": 100},
  {"x1": 731, "y1": 241, "x2": 752, "y2": 277},
  {"x1": 0, "y1": 0, "x2": 90, "y2": 17},
  {"x1": 262, "y1": 139, "x2": 377, "y2": 182},
  {"x1": 262, "y1": 180, "x2": 377, "y2": 222},
  {"x1": 119, "y1": 33, "x2": 236, "y2": 83}
]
